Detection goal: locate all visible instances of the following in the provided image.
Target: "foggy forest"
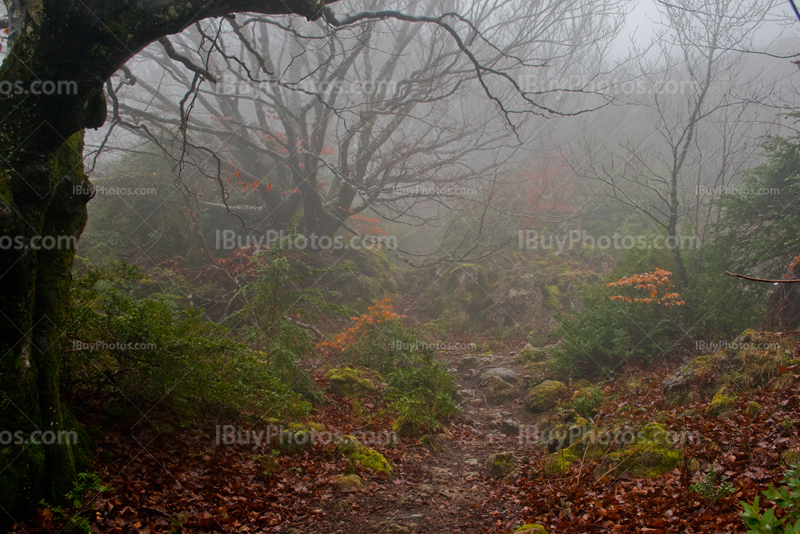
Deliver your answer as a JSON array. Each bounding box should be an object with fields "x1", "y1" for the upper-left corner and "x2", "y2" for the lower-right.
[{"x1": 2, "y1": 0, "x2": 800, "y2": 532}]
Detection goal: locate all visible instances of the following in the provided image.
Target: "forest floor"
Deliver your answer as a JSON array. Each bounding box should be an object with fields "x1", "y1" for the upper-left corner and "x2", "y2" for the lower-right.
[{"x1": 14, "y1": 334, "x2": 800, "y2": 534}]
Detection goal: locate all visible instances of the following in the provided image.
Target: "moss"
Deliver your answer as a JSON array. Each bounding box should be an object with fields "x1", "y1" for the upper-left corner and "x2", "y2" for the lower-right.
[
  {"x1": 336, "y1": 435, "x2": 392, "y2": 475},
  {"x1": 334, "y1": 474, "x2": 366, "y2": 490},
  {"x1": 485, "y1": 452, "x2": 517, "y2": 476},
  {"x1": 524, "y1": 380, "x2": 567, "y2": 413},
  {"x1": 511, "y1": 524, "x2": 547, "y2": 534},
  {"x1": 324, "y1": 367, "x2": 377, "y2": 397},
  {"x1": 745, "y1": 401, "x2": 762, "y2": 417},
  {"x1": 593, "y1": 423, "x2": 681, "y2": 479},
  {"x1": 705, "y1": 388, "x2": 737, "y2": 418},
  {"x1": 544, "y1": 448, "x2": 578, "y2": 476},
  {"x1": 781, "y1": 450, "x2": 800, "y2": 466},
  {"x1": 514, "y1": 347, "x2": 548, "y2": 364},
  {"x1": 485, "y1": 376, "x2": 516, "y2": 406}
]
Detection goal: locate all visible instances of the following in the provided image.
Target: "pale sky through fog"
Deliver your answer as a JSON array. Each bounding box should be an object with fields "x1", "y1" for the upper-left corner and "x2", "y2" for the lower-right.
[{"x1": 612, "y1": 0, "x2": 800, "y2": 59}]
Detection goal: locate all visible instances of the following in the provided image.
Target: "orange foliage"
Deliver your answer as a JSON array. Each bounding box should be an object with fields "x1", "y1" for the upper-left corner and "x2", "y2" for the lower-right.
[
  {"x1": 606, "y1": 268, "x2": 685, "y2": 307},
  {"x1": 348, "y1": 214, "x2": 386, "y2": 236},
  {"x1": 316, "y1": 298, "x2": 405, "y2": 355}
]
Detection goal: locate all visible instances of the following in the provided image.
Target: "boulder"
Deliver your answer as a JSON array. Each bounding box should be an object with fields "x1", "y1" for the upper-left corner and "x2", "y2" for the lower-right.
[
  {"x1": 482, "y1": 367, "x2": 520, "y2": 384},
  {"x1": 592, "y1": 423, "x2": 681, "y2": 480},
  {"x1": 511, "y1": 524, "x2": 547, "y2": 534},
  {"x1": 325, "y1": 367, "x2": 377, "y2": 397},
  {"x1": 334, "y1": 474, "x2": 366, "y2": 490},
  {"x1": 485, "y1": 452, "x2": 518, "y2": 477},
  {"x1": 524, "y1": 380, "x2": 567, "y2": 413},
  {"x1": 485, "y1": 376, "x2": 517, "y2": 406},
  {"x1": 336, "y1": 435, "x2": 393, "y2": 475},
  {"x1": 543, "y1": 448, "x2": 577, "y2": 476},
  {"x1": 704, "y1": 388, "x2": 737, "y2": 418},
  {"x1": 513, "y1": 344, "x2": 549, "y2": 364}
]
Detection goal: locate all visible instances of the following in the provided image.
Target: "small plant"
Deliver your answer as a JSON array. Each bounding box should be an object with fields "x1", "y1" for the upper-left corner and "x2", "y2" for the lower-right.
[
  {"x1": 741, "y1": 464, "x2": 800, "y2": 534},
  {"x1": 40, "y1": 472, "x2": 112, "y2": 533},
  {"x1": 690, "y1": 465, "x2": 735, "y2": 502},
  {"x1": 563, "y1": 384, "x2": 604, "y2": 418},
  {"x1": 254, "y1": 449, "x2": 282, "y2": 479}
]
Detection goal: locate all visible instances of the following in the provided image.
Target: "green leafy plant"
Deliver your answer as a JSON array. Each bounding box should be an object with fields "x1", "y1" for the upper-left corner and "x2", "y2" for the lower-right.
[
  {"x1": 563, "y1": 385, "x2": 604, "y2": 418},
  {"x1": 228, "y1": 246, "x2": 353, "y2": 400},
  {"x1": 691, "y1": 465, "x2": 735, "y2": 502},
  {"x1": 66, "y1": 261, "x2": 309, "y2": 420},
  {"x1": 741, "y1": 464, "x2": 800, "y2": 534},
  {"x1": 40, "y1": 472, "x2": 111, "y2": 533},
  {"x1": 385, "y1": 351, "x2": 459, "y2": 436}
]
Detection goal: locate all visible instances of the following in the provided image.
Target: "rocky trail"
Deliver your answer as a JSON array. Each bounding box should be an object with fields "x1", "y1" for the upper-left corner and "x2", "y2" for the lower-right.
[
  {"x1": 316, "y1": 350, "x2": 539, "y2": 534},
  {"x1": 14, "y1": 331, "x2": 800, "y2": 534}
]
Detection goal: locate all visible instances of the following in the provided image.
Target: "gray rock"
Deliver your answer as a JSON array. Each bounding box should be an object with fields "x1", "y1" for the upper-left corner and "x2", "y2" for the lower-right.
[{"x1": 482, "y1": 367, "x2": 520, "y2": 384}]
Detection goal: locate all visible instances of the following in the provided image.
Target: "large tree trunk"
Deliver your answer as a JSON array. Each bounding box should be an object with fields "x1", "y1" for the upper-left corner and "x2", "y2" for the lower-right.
[{"x1": 0, "y1": 0, "x2": 331, "y2": 527}]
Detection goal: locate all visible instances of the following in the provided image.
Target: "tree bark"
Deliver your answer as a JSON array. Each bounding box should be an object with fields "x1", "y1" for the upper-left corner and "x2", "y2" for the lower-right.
[{"x1": 0, "y1": 0, "x2": 331, "y2": 527}]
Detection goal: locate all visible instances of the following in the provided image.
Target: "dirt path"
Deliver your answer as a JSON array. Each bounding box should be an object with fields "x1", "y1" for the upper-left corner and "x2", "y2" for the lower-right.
[{"x1": 313, "y1": 352, "x2": 537, "y2": 534}]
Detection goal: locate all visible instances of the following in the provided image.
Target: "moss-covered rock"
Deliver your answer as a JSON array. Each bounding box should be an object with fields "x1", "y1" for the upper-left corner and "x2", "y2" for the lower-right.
[
  {"x1": 514, "y1": 344, "x2": 549, "y2": 364},
  {"x1": 334, "y1": 474, "x2": 367, "y2": 490},
  {"x1": 524, "y1": 380, "x2": 567, "y2": 413},
  {"x1": 485, "y1": 376, "x2": 517, "y2": 406},
  {"x1": 705, "y1": 388, "x2": 737, "y2": 418},
  {"x1": 336, "y1": 435, "x2": 393, "y2": 475},
  {"x1": 543, "y1": 448, "x2": 578, "y2": 476},
  {"x1": 593, "y1": 423, "x2": 681, "y2": 479},
  {"x1": 457, "y1": 355, "x2": 488, "y2": 372},
  {"x1": 325, "y1": 367, "x2": 377, "y2": 397},
  {"x1": 511, "y1": 524, "x2": 547, "y2": 533},
  {"x1": 484, "y1": 452, "x2": 518, "y2": 477},
  {"x1": 745, "y1": 401, "x2": 762, "y2": 417}
]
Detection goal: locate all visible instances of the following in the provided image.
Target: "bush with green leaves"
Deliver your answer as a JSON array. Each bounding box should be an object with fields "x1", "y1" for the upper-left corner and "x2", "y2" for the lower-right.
[
  {"x1": 384, "y1": 351, "x2": 459, "y2": 436},
  {"x1": 226, "y1": 246, "x2": 354, "y2": 400},
  {"x1": 691, "y1": 465, "x2": 735, "y2": 502},
  {"x1": 550, "y1": 282, "x2": 684, "y2": 378},
  {"x1": 66, "y1": 262, "x2": 308, "y2": 420},
  {"x1": 40, "y1": 472, "x2": 111, "y2": 534},
  {"x1": 741, "y1": 464, "x2": 800, "y2": 534},
  {"x1": 563, "y1": 384, "x2": 604, "y2": 418}
]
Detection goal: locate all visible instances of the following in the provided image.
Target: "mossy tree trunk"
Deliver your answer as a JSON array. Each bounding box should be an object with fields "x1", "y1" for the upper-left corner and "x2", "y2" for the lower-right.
[{"x1": 0, "y1": 0, "x2": 331, "y2": 527}]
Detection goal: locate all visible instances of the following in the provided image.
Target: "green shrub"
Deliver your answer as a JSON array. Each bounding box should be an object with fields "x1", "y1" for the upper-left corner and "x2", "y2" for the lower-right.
[
  {"x1": 227, "y1": 247, "x2": 354, "y2": 400},
  {"x1": 741, "y1": 464, "x2": 800, "y2": 534},
  {"x1": 563, "y1": 385, "x2": 604, "y2": 418},
  {"x1": 550, "y1": 284, "x2": 683, "y2": 377},
  {"x1": 691, "y1": 465, "x2": 735, "y2": 502},
  {"x1": 385, "y1": 352, "x2": 459, "y2": 436},
  {"x1": 66, "y1": 262, "x2": 309, "y2": 420}
]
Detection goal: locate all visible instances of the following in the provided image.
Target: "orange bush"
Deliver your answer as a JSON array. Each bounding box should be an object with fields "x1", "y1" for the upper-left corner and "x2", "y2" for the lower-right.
[
  {"x1": 316, "y1": 298, "x2": 405, "y2": 354},
  {"x1": 606, "y1": 268, "x2": 685, "y2": 307}
]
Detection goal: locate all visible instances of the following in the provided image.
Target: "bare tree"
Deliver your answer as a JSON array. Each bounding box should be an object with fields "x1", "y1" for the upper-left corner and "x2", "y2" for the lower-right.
[
  {"x1": 565, "y1": 0, "x2": 789, "y2": 287},
  {"x1": 88, "y1": 0, "x2": 627, "y2": 263}
]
